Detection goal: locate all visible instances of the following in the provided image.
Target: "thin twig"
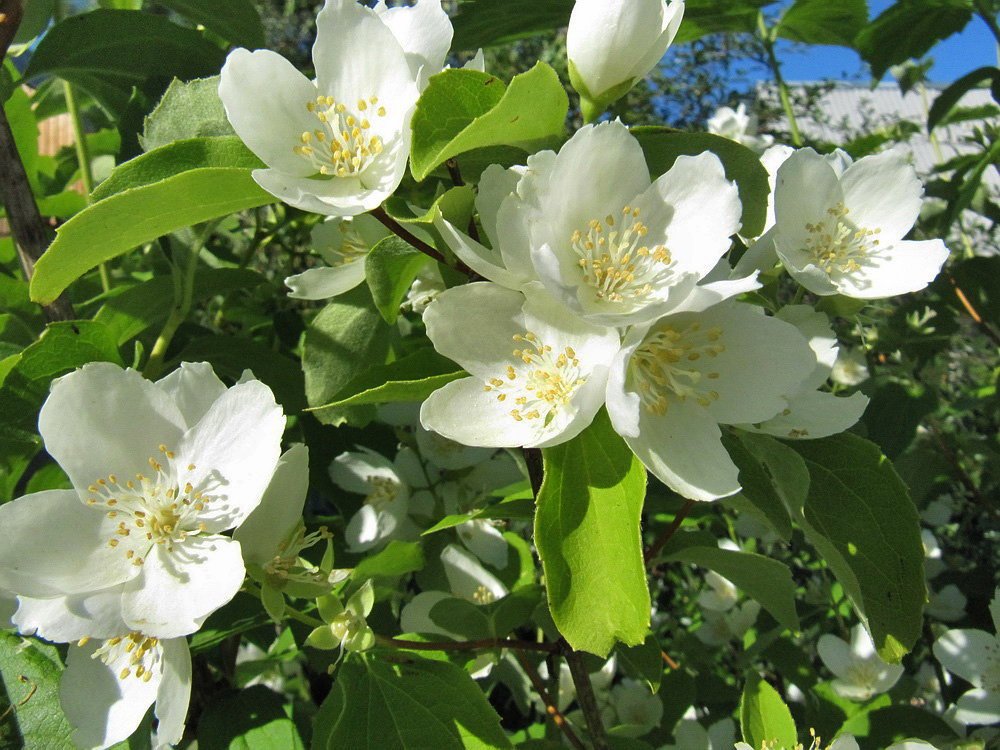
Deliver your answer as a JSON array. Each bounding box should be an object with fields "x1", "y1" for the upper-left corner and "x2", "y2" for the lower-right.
[
  {"x1": 562, "y1": 642, "x2": 609, "y2": 750},
  {"x1": 513, "y1": 650, "x2": 587, "y2": 750},
  {"x1": 947, "y1": 274, "x2": 1000, "y2": 348},
  {"x1": 0, "y1": 96, "x2": 75, "y2": 321},
  {"x1": 445, "y1": 158, "x2": 464, "y2": 187},
  {"x1": 644, "y1": 498, "x2": 696, "y2": 565},
  {"x1": 661, "y1": 650, "x2": 680, "y2": 670},
  {"x1": 376, "y1": 635, "x2": 558, "y2": 653},
  {"x1": 369, "y1": 205, "x2": 475, "y2": 278}
]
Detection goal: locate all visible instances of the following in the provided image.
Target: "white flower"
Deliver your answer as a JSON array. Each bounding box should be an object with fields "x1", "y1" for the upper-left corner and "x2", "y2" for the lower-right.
[
  {"x1": 0, "y1": 362, "x2": 285, "y2": 640},
  {"x1": 567, "y1": 0, "x2": 684, "y2": 119},
  {"x1": 770, "y1": 148, "x2": 949, "y2": 298},
  {"x1": 885, "y1": 742, "x2": 942, "y2": 750},
  {"x1": 934, "y1": 587, "x2": 1000, "y2": 725},
  {"x1": 927, "y1": 584, "x2": 967, "y2": 623},
  {"x1": 606, "y1": 303, "x2": 815, "y2": 500},
  {"x1": 437, "y1": 122, "x2": 753, "y2": 328},
  {"x1": 707, "y1": 104, "x2": 774, "y2": 154},
  {"x1": 219, "y1": 0, "x2": 452, "y2": 215},
  {"x1": 607, "y1": 679, "x2": 663, "y2": 737},
  {"x1": 330, "y1": 447, "x2": 417, "y2": 553},
  {"x1": 698, "y1": 571, "x2": 739, "y2": 612},
  {"x1": 61, "y1": 632, "x2": 190, "y2": 750},
  {"x1": 734, "y1": 733, "x2": 858, "y2": 750},
  {"x1": 420, "y1": 282, "x2": 620, "y2": 448},
  {"x1": 285, "y1": 214, "x2": 390, "y2": 299},
  {"x1": 830, "y1": 347, "x2": 869, "y2": 387},
  {"x1": 695, "y1": 601, "x2": 760, "y2": 646},
  {"x1": 659, "y1": 717, "x2": 735, "y2": 750},
  {"x1": 818, "y1": 624, "x2": 904, "y2": 701},
  {"x1": 738, "y1": 306, "x2": 868, "y2": 440}
]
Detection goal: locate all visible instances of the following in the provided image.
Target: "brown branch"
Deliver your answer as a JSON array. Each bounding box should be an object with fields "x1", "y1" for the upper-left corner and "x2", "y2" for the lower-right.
[
  {"x1": 445, "y1": 158, "x2": 464, "y2": 187},
  {"x1": 661, "y1": 650, "x2": 680, "y2": 670},
  {"x1": 948, "y1": 274, "x2": 1000, "y2": 348},
  {"x1": 562, "y1": 642, "x2": 609, "y2": 750},
  {"x1": 513, "y1": 650, "x2": 587, "y2": 750},
  {"x1": 0, "y1": 101, "x2": 75, "y2": 321},
  {"x1": 368, "y1": 205, "x2": 474, "y2": 278},
  {"x1": 644, "y1": 498, "x2": 696, "y2": 565},
  {"x1": 376, "y1": 634, "x2": 558, "y2": 653}
]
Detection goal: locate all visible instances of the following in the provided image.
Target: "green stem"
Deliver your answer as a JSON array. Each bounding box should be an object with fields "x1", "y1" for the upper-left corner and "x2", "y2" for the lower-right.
[
  {"x1": 143, "y1": 225, "x2": 214, "y2": 380},
  {"x1": 759, "y1": 13, "x2": 802, "y2": 147},
  {"x1": 63, "y1": 79, "x2": 110, "y2": 293}
]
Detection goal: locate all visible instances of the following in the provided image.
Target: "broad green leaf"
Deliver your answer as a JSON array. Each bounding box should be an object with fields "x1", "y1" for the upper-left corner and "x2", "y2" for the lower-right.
[
  {"x1": 428, "y1": 598, "x2": 493, "y2": 640},
  {"x1": 838, "y1": 704, "x2": 958, "y2": 748},
  {"x1": 10, "y1": 0, "x2": 57, "y2": 48},
  {"x1": 422, "y1": 496, "x2": 537, "y2": 535},
  {"x1": 631, "y1": 128, "x2": 770, "y2": 238},
  {"x1": 23, "y1": 10, "x2": 227, "y2": 118},
  {"x1": 661, "y1": 545, "x2": 799, "y2": 630},
  {"x1": 307, "y1": 348, "x2": 464, "y2": 411},
  {"x1": 410, "y1": 64, "x2": 567, "y2": 182},
  {"x1": 92, "y1": 137, "x2": 263, "y2": 201},
  {"x1": 928, "y1": 66, "x2": 1000, "y2": 131},
  {"x1": 535, "y1": 409, "x2": 649, "y2": 656},
  {"x1": 674, "y1": 0, "x2": 780, "y2": 43},
  {"x1": 5, "y1": 89, "x2": 39, "y2": 195},
  {"x1": 615, "y1": 635, "x2": 664, "y2": 693},
  {"x1": 855, "y1": 0, "x2": 974, "y2": 80},
  {"x1": 451, "y1": 0, "x2": 573, "y2": 50},
  {"x1": 317, "y1": 656, "x2": 513, "y2": 749},
  {"x1": 0, "y1": 631, "x2": 75, "y2": 749},
  {"x1": 30, "y1": 168, "x2": 272, "y2": 304},
  {"x1": 302, "y1": 286, "x2": 394, "y2": 426},
  {"x1": 351, "y1": 541, "x2": 426, "y2": 582},
  {"x1": 365, "y1": 237, "x2": 431, "y2": 324},
  {"x1": 383, "y1": 186, "x2": 477, "y2": 258},
  {"x1": 156, "y1": 0, "x2": 265, "y2": 51},
  {"x1": 141, "y1": 77, "x2": 237, "y2": 152},
  {"x1": 721, "y1": 431, "x2": 795, "y2": 542},
  {"x1": 91, "y1": 268, "x2": 266, "y2": 345},
  {"x1": 740, "y1": 676, "x2": 798, "y2": 750},
  {"x1": 198, "y1": 685, "x2": 304, "y2": 750},
  {"x1": 747, "y1": 432, "x2": 924, "y2": 663},
  {"x1": 775, "y1": 0, "x2": 868, "y2": 48}
]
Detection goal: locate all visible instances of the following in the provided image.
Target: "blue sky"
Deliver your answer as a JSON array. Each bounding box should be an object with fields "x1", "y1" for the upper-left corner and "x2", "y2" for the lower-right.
[{"x1": 771, "y1": 0, "x2": 997, "y2": 85}]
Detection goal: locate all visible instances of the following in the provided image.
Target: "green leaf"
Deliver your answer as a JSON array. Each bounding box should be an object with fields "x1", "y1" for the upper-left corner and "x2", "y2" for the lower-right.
[
  {"x1": 308, "y1": 348, "x2": 464, "y2": 411},
  {"x1": 535, "y1": 409, "x2": 649, "y2": 656},
  {"x1": 5, "y1": 89, "x2": 39, "y2": 194},
  {"x1": 141, "y1": 76, "x2": 237, "y2": 152},
  {"x1": 928, "y1": 66, "x2": 1000, "y2": 131},
  {"x1": 721, "y1": 431, "x2": 795, "y2": 542},
  {"x1": 317, "y1": 656, "x2": 513, "y2": 749},
  {"x1": 156, "y1": 0, "x2": 265, "y2": 50},
  {"x1": 198, "y1": 685, "x2": 305, "y2": 750},
  {"x1": 660, "y1": 545, "x2": 799, "y2": 630},
  {"x1": 352, "y1": 541, "x2": 426, "y2": 582},
  {"x1": 365, "y1": 237, "x2": 431, "y2": 324},
  {"x1": 855, "y1": 0, "x2": 974, "y2": 80},
  {"x1": 91, "y1": 268, "x2": 266, "y2": 345},
  {"x1": 747, "y1": 432, "x2": 925, "y2": 663},
  {"x1": 673, "y1": 0, "x2": 780, "y2": 44},
  {"x1": 614, "y1": 634, "x2": 664, "y2": 693},
  {"x1": 838, "y1": 704, "x2": 958, "y2": 748},
  {"x1": 23, "y1": 10, "x2": 227, "y2": 118},
  {"x1": 775, "y1": 0, "x2": 868, "y2": 48},
  {"x1": 0, "y1": 632, "x2": 75, "y2": 749},
  {"x1": 451, "y1": 0, "x2": 573, "y2": 50},
  {"x1": 631, "y1": 129, "x2": 770, "y2": 239},
  {"x1": 410, "y1": 64, "x2": 568, "y2": 182},
  {"x1": 739, "y1": 676, "x2": 798, "y2": 750},
  {"x1": 30, "y1": 168, "x2": 272, "y2": 304},
  {"x1": 92, "y1": 137, "x2": 263, "y2": 201},
  {"x1": 302, "y1": 286, "x2": 395, "y2": 426}
]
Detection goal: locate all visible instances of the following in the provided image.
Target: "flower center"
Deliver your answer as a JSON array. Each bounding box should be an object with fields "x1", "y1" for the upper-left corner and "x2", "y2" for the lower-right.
[
  {"x1": 85, "y1": 444, "x2": 211, "y2": 565},
  {"x1": 266, "y1": 524, "x2": 337, "y2": 588},
  {"x1": 294, "y1": 95, "x2": 387, "y2": 177},
  {"x1": 321, "y1": 221, "x2": 370, "y2": 266},
  {"x1": 483, "y1": 331, "x2": 586, "y2": 426},
  {"x1": 571, "y1": 206, "x2": 672, "y2": 304},
  {"x1": 804, "y1": 202, "x2": 881, "y2": 275},
  {"x1": 630, "y1": 322, "x2": 725, "y2": 415},
  {"x1": 843, "y1": 660, "x2": 884, "y2": 691},
  {"x1": 364, "y1": 475, "x2": 401, "y2": 510},
  {"x1": 471, "y1": 585, "x2": 497, "y2": 605},
  {"x1": 80, "y1": 632, "x2": 162, "y2": 683}
]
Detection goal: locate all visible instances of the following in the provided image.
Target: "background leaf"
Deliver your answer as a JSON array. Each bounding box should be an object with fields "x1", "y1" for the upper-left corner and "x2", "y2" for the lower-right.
[
  {"x1": 155, "y1": 0, "x2": 266, "y2": 50},
  {"x1": 740, "y1": 676, "x2": 798, "y2": 749},
  {"x1": 775, "y1": 0, "x2": 868, "y2": 48}
]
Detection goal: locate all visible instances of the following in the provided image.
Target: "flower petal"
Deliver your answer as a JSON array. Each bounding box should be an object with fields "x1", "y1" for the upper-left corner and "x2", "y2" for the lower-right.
[
  {"x1": 38, "y1": 363, "x2": 186, "y2": 497},
  {"x1": 234, "y1": 445, "x2": 309, "y2": 565},
  {"x1": 748, "y1": 390, "x2": 868, "y2": 440},
  {"x1": 153, "y1": 638, "x2": 192, "y2": 748},
  {"x1": 441, "y1": 544, "x2": 508, "y2": 601},
  {"x1": 833, "y1": 239, "x2": 949, "y2": 299},
  {"x1": 154, "y1": 361, "x2": 228, "y2": 429},
  {"x1": 251, "y1": 168, "x2": 388, "y2": 216},
  {"x1": 934, "y1": 628, "x2": 997, "y2": 687},
  {"x1": 840, "y1": 150, "x2": 923, "y2": 241},
  {"x1": 219, "y1": 48, "x2": 322, "y2": 177},
  {"x1": 373, "y1": 0, "x2": 452, "y2": 88},
  {"x1": 0, "y1": 490, "x2": 138, "y2": 598},
  {"x1": 818, "y1": 632, "x2": 853, "y2": 680},
  {"x1": 286, "y1": 263, "x2": 367, "y2": 300},
  {"x1": 176, "y1": 379, "x2": 285, "y2": 533},
  {"x1": 122, "y1": 536, "x2": 246, "y2": 638},
  {"x1": 421, "y1": 377, "x2": 543, "y2": 448},
  {"x1": 14, "y1": 589, "x2": 129, "y2": 642},
  {"x1": 954, "y1": 687, "x2": 1000, "y2": 725}
]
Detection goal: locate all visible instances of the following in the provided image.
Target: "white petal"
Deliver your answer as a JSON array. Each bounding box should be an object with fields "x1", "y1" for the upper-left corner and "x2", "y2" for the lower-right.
[
  {"x1": 38, "y1": 363, "x2": 186, "y2": 498},
  {"x1": 219, "y1": 48, "x2": 322, "y2": 177},
  {"x1": 373, "y1": 0, "x2": 452, "y2": 88},
  {"x1": 399, "y1": 590, "x2": 455, "y2": 637},
  {"x1": 421, "y1": 377, "x2": 544, "y2": 448},
  {"x1": 935, "y1": 629, "x2": 998, "y2": 687},
  {"x1": 14, "y1": 590, "x2": 129, "y2": 642},
  {"x1": 0, "y1": 490, "x2": 138, "y2": 598},
  {"x1": 455, "y1": 521, "x2": 509, "y2": 569},
  {"x1": 818, "y1": 633, "x2": 853, "y2": 680},
  {"x1": 433, "y1": 214, "x2": 524, "y2": 289},
  {"x1": 476, "y1": 164, "x2": 523, "y2": 251},
  {"x1": 153, "y1": 638, "x2": 192, "y2": 748},
  {"x1": 154, "y1": 362, "x2": 228, "y2": 429},
  {"x1": 176, "y1": 379, "x2": 285, "y2": 533},
  {"x1": 441, "y1": 544, "x2": 508, "y2": 602},
  {"x1": 330, "y1": 447, "x2": 403, "y2": 495},
  {"x1": 955, "y1": 688, "x2": 1000, "y2": 725},
  {"x1": 747, "y1": 390, "x2": 868, "y2": 440},
  {"x1": 833, "y1": 239, "x2": 949, "y2": 299},
  {"x1": 62, "y1": 639, "x2": 161, "y2": 750},
  {"x1": 840, "y1": 150, "x2": 923, "y2": 241},
  {"x1": 121, "y1": 536, "x2": 246, "y2": 638},
  {"x1": 234, "y1": 445, "x2": 309, "y2": 564},
  {"x1": 774, "y1": 148, "x2": 843, "y2": 251},
  {"x1": 251, "y1": 167, "x2": 390, "y2": 216},
  {"x1": 285, "y1": 263, "x2": 367, "y2": 300}
]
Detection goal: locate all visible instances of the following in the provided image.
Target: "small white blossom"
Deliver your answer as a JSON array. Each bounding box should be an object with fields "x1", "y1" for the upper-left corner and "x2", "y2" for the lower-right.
[
  {"x1": 818, "y1": 624, "x2": 904, "y2": 701},
  {"x1": 285, "y1": 214, "x2": 390, "y2": 299},
  {"x1": 934, "y1": 587, "x2": 1000, "y2": 725},
  {"x1": 707, "y1": 104, "x2": 774, "y2": 154}
]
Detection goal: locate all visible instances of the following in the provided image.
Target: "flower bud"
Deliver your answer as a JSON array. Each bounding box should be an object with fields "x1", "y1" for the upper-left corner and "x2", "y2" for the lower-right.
[{"x1": 566, "y1": 0, "x2": 684, "y2": 122}]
